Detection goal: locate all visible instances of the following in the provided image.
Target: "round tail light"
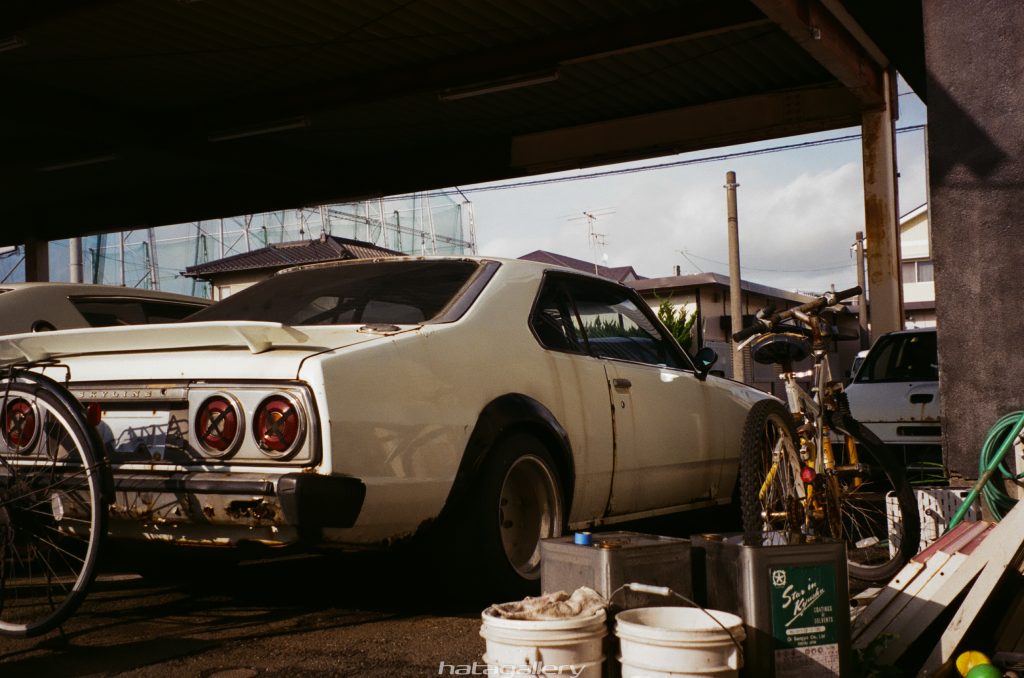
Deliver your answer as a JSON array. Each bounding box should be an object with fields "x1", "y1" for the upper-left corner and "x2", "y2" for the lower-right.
[
  {"x1": 3, "y1": 397, "x2": 39, "y2": 453},
  {"x1": 253, "y1": 394, "x2": 305, "y2": 458},
  {"x1": 195, "y1": 394, "x2": 243, "y2": 457}
]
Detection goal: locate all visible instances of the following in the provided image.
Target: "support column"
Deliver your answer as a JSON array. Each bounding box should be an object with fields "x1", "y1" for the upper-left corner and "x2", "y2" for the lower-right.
[
  {"x1": 860, "y1": 69, "x2": 903, "y2": 338},
  {"x1": 924, "y1": 1, "x2": 1024, "y2": 481},
  {"x1": 23, "y1": 240, "x2": 49, "y2": 282}
]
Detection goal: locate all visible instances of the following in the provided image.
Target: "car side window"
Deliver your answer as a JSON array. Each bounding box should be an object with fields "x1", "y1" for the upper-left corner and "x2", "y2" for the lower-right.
[
  {"x1": 530, "y1": 281, "x2": 584, "y2": 353},
  {"x1": 857, "y1": 332, "x2": 938, "y2": 382},
  {"x1": 563, "y1": 279, "x2": 684, "y2": 369}
]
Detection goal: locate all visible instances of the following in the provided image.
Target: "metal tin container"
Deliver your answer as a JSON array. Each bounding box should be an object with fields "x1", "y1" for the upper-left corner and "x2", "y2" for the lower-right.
[
  {"x1": 540, "y1": 530, "x2": 692, "y2": 609},
  {"x1": 693, "y1": 532, "x2": 851, "y2": 678}
]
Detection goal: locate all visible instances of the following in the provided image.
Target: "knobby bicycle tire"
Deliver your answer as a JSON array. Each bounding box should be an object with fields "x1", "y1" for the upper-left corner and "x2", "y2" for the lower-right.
[
  {"x1": 0, "y1": 372, "x2": 109, "y2": 637},
  {"x1": 739, "y1": 399, "x2": 802, "y2": 536}
]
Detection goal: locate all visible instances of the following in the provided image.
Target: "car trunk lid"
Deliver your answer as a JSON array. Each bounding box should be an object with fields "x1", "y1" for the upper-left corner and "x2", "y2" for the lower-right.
[{"x1": 0, "y1": 320, "x2": 413, "y2": 367}]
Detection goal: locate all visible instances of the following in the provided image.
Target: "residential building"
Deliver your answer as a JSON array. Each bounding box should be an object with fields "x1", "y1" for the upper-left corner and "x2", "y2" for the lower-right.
[
  {"x1": 900, "y1": 204, "x2": 936, "y2": 328},
  {"x1": 518, "y1": 250, "x2": 642, "y2": 283},
  {"x1": 631, "y1": 273, "x2": 860, "y2": 396},
  {"x1": 183, "y1": 234, "x2": 399, "y2": 300}
]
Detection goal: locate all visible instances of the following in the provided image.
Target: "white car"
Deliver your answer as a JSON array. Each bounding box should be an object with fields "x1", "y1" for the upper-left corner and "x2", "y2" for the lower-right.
[
  {"x1": 0, "y1": 283, "x2": 210, "y2": 334},
  {"x1": 845, "y1": 328, "x2": 942, "y2": 476},
  {"x1": 0, "y1": 257, "x2": 771, "y2": 591}
]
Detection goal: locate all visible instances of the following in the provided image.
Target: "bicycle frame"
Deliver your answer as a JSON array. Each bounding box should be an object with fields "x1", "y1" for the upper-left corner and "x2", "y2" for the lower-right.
[{"x1": 763, "y1": 313, "x2": 861, "y2": 530}]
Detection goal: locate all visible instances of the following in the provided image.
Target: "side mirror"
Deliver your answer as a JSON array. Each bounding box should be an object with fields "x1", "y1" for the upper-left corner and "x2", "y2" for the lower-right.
[{"x1": 694, "y1": 347, "x2": 718, "y2": 379}]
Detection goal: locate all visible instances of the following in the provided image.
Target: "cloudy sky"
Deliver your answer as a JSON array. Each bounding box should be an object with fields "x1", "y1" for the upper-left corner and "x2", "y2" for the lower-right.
[{"x1": 469, "y1": 87, "x2": 927, "y2": 295}]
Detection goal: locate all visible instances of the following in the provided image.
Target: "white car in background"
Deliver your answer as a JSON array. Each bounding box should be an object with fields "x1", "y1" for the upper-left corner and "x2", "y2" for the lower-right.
[
  {"x1": 845, "y1": 328, "x2": 942, "y2": 477},
  {"x1": 0, "y1": 257, "x2": 771, "y2": 593},
  {"x1": 0, "y1": 283, "x2": 209, "y2": 334}
]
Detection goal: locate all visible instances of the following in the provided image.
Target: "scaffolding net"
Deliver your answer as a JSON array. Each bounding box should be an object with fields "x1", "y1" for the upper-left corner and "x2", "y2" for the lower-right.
[{"x1": 1, "y1": 193, "x2": 476, "y2": 298}]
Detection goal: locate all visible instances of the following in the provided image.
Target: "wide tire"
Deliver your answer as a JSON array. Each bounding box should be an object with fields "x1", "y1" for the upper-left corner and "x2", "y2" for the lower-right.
[{"x1": 470, "y1": 433, "x2": 565, "y2": 598}]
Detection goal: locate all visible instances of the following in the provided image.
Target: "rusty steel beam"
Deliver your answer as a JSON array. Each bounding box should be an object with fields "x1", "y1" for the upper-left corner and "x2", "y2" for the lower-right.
[
  {"x1": 750, "y1": 0, "x2": 885, "y2": 109},
  {"x1": 861, "y1": 69, "x2": 903, "y2": 337}
]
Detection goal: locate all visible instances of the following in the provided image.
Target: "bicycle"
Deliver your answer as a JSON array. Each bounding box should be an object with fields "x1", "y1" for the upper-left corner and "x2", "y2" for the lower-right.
[
  {"x1": 0, "y1": 366, "x2": 110, "y2": 637},
  {"x1": 733, "y1": 286, "x2": 920, "y2": 585}
]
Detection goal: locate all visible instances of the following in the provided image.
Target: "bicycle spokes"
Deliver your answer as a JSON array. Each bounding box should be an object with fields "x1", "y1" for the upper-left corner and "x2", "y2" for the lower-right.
[{"x1": 0, "y1": 376, "x2": 107, "y2": 637}]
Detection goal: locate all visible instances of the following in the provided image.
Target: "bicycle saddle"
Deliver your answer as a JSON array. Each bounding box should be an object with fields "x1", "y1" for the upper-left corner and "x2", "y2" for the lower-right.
[{"x1": 750, "y1": 332, "x2": 811, "y2": 365}]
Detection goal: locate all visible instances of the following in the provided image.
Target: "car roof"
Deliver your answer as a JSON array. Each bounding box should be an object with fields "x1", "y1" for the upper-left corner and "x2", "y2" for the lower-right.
[
  {"x1": 0, "y1": 282, "x2": 209, "y2": 304},
  {"x1": 276, "y1": 254, "x2": 614, "y2": 284},
  {"x1": 878, "y1": 327, "x2": 936, "y2": 337}
]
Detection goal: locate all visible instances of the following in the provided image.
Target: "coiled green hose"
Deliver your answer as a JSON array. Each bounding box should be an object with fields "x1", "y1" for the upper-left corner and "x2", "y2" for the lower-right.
[
  {"x1": 946, "y1": 411, "x2": 1024, "y2": 531},
  {"x1": 978, "y1": 411, "x2": 1024, "y2": 521}
]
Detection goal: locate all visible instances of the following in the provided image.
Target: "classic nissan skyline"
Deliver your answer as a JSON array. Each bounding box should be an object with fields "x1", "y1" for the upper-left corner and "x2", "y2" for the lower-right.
[{"x1": 0, "y1": 257, "x2": 773, "y2": 592}]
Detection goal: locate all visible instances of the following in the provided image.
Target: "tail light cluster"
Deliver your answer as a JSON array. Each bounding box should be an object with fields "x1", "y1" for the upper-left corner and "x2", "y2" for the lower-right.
[
  {"x1": 2, "y1": 397, "x2": 39, "y2": 454},
  {"x1": 193, "y1": 391, "x2": 306, "y2": 460}
]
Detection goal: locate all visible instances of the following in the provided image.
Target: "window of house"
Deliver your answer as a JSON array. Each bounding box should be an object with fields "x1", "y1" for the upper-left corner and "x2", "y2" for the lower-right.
[{"x1": 902, "y1": 259, "x2": 935, "y2": 283}]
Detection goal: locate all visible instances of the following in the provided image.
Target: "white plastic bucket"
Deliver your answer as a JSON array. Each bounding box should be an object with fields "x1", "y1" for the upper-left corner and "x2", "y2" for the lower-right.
[
  {"x1": 480, "y1": 609, "x2": 606, "y2": 677},
  {"x1": 615, "y1": 607, "x2": 745, "y2": 678}
]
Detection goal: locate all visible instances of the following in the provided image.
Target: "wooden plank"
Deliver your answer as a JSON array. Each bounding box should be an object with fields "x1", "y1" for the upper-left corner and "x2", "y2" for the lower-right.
[
  {"x1": 853, "y1": 551, "x2": 954, "y2": 649},
  {"x1": 853, "y1": 522, "x2": 995, "y2": 647},
  {"x1": 874, "y1": 553, "x2": 971, "y2": 664},
  {"x1": 918, "y1": 502, "x2": 1024, "y2": 675},
  {"x1": 851, "y1": 560, "x2": 925, "y2": 641}
]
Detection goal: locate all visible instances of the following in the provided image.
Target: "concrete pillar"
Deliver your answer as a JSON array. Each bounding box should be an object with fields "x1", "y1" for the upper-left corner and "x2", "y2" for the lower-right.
[
  {"x1": 860, "y1": 69, "x2": 903, "y2": 338},
  {"x1": 923, "y1": 1, "x2": 1024, "y2": 481},
  {"x1": 23, "y1": 240, "x2": 49, "y2": 282}
]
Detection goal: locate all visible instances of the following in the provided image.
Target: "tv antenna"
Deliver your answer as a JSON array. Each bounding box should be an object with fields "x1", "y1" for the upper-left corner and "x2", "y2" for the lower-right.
[{"x1": 567, "y1": 208, "x2": 615, "y2": 274}]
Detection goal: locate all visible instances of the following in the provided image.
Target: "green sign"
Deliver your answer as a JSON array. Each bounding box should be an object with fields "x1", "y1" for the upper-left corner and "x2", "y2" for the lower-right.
[{"x1": 768, "y1": 564, "x2": 840, "y2": 676}]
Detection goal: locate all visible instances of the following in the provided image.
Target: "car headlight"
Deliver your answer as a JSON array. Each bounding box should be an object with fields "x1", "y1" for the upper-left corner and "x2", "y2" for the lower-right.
[
  {"x1": 252, "y1": 393, "x2": 305, "y2": 459},
  {"x1": 194, "y1": 393, "x2": 244, "y2": 457}
]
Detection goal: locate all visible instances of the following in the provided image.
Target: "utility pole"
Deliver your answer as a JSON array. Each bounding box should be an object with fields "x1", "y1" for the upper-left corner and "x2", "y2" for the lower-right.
[
  {"x1": 69, "y1": 237, "x2": 83, "y2": 283},
  {"x1": 855, "y1": 231, "x2": 869, "y2": 349},
  {"x1": 725, "y1": 171, "x2": 745, "y2": 383}
]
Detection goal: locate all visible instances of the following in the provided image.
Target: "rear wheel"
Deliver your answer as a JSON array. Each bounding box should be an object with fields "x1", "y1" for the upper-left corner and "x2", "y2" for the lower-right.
[
  {"x1": 475, "y1": 433, "x2": 564, "y2": 596},
  {"x1": 823, "y1": 419, "x2": 919, "y2": 584},
  {"x1": 739, "y1": 399, "x2": 802, "y2": 536},
  {"x1": 0, "y1": 375, "x2": 108, "y2": 637}
]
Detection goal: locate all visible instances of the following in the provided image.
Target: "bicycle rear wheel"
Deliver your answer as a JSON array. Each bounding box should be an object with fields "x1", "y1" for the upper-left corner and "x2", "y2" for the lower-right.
[
  {"x1": 823, "y1": 413, "x2": 920, "y2": 585},
  {"x1": 739, "y1": 399, "x2": 803, "y2": 536},
  {"x1": 0, "y1": 373, "x2": 108, "y2": 637}
]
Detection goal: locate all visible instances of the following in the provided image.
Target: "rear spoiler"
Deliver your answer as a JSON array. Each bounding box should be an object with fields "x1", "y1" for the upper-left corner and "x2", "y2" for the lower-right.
[{"x1": 0, "y1": 321, "x2": 327, "y2": 367}]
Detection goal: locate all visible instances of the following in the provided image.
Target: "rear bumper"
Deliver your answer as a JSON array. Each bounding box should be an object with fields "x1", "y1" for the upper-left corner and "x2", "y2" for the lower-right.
[{"x1": 110, "y1": 471, "x2": 366, "y2": 538}]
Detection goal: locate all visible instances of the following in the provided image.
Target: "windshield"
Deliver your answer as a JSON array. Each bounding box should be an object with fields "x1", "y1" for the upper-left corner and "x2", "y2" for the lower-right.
[
  {"x1": 855, "y1": 331, "x2": 938, "y2": 383},
  {"x1": 187, "y1": 260, "x2": 481, "y2": 326}
]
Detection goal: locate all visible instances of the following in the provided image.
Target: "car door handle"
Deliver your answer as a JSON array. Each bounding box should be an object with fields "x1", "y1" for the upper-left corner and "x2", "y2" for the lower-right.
[
  {"x1": 612, "y1": 378, "x2": 632, "y2": 390},
  {"x1": 910, "y1": 393, "x2": 933, "y2": 404}
]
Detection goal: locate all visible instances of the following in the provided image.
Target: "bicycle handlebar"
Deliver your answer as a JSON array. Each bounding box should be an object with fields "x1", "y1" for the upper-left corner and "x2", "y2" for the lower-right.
[{"x1": 731, "y1": 285, "x2": 862, "y2": 342}]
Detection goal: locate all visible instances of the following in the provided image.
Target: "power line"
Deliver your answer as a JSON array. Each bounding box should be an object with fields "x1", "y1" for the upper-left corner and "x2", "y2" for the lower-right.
[
  {"x1": 680, "y1": 249, "x2": 855, "y2": 273},
  {"x1": 394, "y1": 124, "x2": 927, "y2": 199}
]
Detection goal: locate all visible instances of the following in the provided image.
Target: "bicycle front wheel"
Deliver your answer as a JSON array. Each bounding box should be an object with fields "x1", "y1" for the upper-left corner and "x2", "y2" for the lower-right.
[
  {"x1": 0, "y1": 374, "x2": 108, "y2": 637},
  {"x1": 823, "y1": 414, "x2": 920, "y2": 585},
  {"x1": 739, "y1": 399, "x2": 803, "y2": 536}
]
